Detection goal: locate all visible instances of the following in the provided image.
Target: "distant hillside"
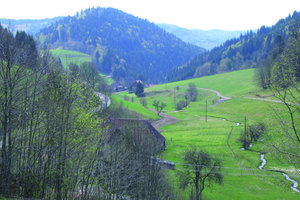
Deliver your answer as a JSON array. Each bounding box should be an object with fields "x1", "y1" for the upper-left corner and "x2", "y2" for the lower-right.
[
  {"x1": 157, "y1": 24, "x2": 244, "y2": 50},
  {"x1": 167, "y1": 11, "x2": 300, "y2": 82},
  {"x1": 37, "y1": 7, "x2": 204, "y2": 84},
  {"x1": 0, "y1": 17, "x2": 63, "y2": 35}
]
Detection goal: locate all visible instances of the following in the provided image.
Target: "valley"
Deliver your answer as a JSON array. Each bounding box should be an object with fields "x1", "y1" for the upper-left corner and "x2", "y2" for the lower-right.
[
  {"x1": 0, "y1": 5, "x2": 299, "y2": 200},
  {"x1": 116, "y1": 68, "x2": 300, "y2": 199}
]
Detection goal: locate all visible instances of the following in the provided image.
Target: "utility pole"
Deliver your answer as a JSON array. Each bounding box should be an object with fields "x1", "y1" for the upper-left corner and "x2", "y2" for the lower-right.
[
  {"x1": 244, "y1": 116, "x2": 248, "y2": 148},
  {"x1": 205, "y1": 100, "x2": 208, "y2": 122}
]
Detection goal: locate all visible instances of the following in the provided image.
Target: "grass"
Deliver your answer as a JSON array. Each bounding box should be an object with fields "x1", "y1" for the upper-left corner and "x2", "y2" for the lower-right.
[
  {"x1": 50, "y1": 49, "x2": 114, "y2": 85},
  {"x1": 109, "y1": 95, "x2": 159, "y2": 120},
  {"x1": 121, "y1": 68, "x2": 300, "y2": 199},
  {"x1": 50, "y1": 49, "x2": 91, "y2": 69}
]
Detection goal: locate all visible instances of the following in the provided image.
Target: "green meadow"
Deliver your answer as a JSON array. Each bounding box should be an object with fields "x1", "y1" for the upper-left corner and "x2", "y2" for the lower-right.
[
  {"x1": 50, "y1": 49, "x2": 114, "y2": 84},
  {"x1": 118, "y1": 68, "x2": 300, "y2": 199},
  {"x1": 109, "y1": 95, "x2": 159, "y2": 120},
  {"x1": 50, "y1": 49, "x2": 92, "y2": 68}
]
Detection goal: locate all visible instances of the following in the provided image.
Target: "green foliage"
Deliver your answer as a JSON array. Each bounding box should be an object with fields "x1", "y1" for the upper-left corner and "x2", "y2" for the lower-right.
[
  {"x1": 185, "y1": 83, "x2": 198, "y2": 102},
  {"x1": 109, "y1": 95, "x2": 159, "y2": 120},
  {"x1": 134, "y1": 82, "x2": 144, "y2": 97},
  {"x1": 146, "y1": 69, "x2": 299, "y2": 199},
  {"x1": 79, "y1": 61, "x2": 99, "y2": 88},
  {"x1": 249, "y1": 123, "x2": 266, "y2": 143},
  {"x1": 38, "y1": 7, "x2": 203, "y2": 83},
  {"x1": 175, "y1": 100, "x2": 186, "y2": 110},
  {"x1": 168, "y1": 11, "x2": 300, "y2": 82}
]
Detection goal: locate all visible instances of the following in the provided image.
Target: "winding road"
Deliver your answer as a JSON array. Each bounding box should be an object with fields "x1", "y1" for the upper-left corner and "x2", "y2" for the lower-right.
[
  {"x1": 149, "y1": 87, "x2": 231, "y2": 131},
  {"x1": 197, "y1": 87, "x2": 231, "y2": 105}
]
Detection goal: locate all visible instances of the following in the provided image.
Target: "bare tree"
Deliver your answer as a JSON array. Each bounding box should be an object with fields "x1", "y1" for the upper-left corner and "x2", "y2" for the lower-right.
[
  {"x1": 268, "y1": 32, "x2": 300, "y2": 173},
  {"x1": 152, "y1": 100, "x2": 167, "y2": 115},
  {"x1": 177, "y1": 149, "x2": 223, "y2": 200}
]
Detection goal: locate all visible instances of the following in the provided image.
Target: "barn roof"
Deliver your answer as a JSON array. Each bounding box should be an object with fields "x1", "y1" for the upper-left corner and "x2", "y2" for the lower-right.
[{"x1": 107, "y1": 118, "x2": 165, "y2": 143}]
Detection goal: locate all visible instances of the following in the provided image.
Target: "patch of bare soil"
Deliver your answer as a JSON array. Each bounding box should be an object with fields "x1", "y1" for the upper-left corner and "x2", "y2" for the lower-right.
[{"x1": 148, "y1": 108, "x2": 179, "y2": 131}]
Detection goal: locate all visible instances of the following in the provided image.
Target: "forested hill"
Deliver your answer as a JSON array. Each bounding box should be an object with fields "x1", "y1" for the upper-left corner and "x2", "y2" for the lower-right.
[
  {"x1": 37, "y1": 7, "x2": 204, "y2": 84},
  {"x1": 167, "y1": 11, "x2": 300, "y2": 82}
]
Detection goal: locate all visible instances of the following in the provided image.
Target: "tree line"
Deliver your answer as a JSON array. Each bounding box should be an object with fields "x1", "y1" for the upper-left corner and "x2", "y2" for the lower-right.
[{"x1": 167, "y1": 11, "x2": 300, "y2": 82}]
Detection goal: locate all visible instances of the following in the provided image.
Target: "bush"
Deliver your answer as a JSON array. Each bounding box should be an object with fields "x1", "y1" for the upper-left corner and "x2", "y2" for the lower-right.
[
  {"x1": 249, "y1": 123, "x2": 266, "y2": 142},
  {"x1": 238, "y1": 122, "x2": 266, "y2": 149},
  {"x1": 140, "y1": 98, "x2": 147, "y2": 107},
  {"x1": 176, "y1": 100, "x2": 186, "y2": 110},
  {"x1": 185, "y1": 83, "x2": 198, "y2": 102}
]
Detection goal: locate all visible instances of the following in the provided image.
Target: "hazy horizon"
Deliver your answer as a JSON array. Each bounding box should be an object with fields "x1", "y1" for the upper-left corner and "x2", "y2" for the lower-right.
[{"x1": 0, "y1": 0, "x2": 299, "y2": 31}]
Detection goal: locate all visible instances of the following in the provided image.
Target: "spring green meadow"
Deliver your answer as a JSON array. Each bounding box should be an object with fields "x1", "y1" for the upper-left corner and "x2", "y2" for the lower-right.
[{"x1": 117, "y1": 68, "x2": 300, "y2": 199}]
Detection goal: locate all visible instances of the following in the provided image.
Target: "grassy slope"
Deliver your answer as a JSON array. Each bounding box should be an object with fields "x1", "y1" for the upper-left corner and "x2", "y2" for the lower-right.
[
  {"x1": 50, "y1": 49, "x2": 91, "y2": 68},
  {"x1": 110, "y1": 95, "x2": 159, "y2": 120},
  {"x1": 50, "y1": 49, "x2": 114, "y2": 85},
  {"x1": 120, "y1": 69, "x2": 299, "y2": 199}
]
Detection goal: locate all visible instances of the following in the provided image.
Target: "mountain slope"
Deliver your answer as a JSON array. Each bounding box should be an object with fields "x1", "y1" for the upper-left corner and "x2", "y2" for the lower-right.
[
  {"x1": 0, "y1": 17, "x2": 63, "y2": 35},
  {"x1": 167, "y1": 11, "x2": 300, "y2": 82},
  {"x1": 37, "y1": 7, "x2": 204, "y2": 84},
  {"x1": 157, "y1": 23, "x2": 244, "y2": 50}
]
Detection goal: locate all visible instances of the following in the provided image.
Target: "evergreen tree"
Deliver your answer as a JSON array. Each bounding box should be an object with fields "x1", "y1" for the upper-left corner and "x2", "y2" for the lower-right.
[{"x1": 134, "y1": 82, "x2": 144, "y2": 97}]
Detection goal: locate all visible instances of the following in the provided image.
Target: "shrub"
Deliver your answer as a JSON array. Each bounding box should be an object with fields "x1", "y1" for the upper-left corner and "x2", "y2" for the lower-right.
[{"x1": 176, "y1": 100, "x2": 186, "y2": 110}]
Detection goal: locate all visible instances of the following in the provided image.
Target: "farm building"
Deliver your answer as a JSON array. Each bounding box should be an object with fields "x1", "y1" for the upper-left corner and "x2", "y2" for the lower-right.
[{"x1": 105, "y1": 118, "x2": 165, "y2": 151}]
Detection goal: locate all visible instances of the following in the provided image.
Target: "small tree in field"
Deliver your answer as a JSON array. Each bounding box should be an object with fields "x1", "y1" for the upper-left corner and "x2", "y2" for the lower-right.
[
  {"x1": 185, "y1": 83, "x2": 198, "y2": 102},
  {"x1": 152, "y1": 100, "x2": 166, "y2": 115},
  {"x1": 140, "y1": 98, "x2": 147, "y2": 107},
  {"x1": 177, "y1": 149, "x2": 223, "y2": 200}
]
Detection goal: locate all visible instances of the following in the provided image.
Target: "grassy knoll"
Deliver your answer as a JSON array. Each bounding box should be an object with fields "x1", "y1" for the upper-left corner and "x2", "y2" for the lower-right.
[{"x1": 120, "y1": 69, "x2": 299, "y2": 199}]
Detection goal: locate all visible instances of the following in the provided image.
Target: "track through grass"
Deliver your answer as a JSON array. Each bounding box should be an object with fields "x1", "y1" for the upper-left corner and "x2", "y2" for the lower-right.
[{"x1": 119, "y1": 69, "x2": 300, "y2": 199}]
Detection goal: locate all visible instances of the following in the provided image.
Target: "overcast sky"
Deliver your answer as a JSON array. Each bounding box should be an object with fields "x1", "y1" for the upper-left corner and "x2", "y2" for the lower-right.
[{"x1": 1, "y1": 0, "x2": 299, "y2": 30}]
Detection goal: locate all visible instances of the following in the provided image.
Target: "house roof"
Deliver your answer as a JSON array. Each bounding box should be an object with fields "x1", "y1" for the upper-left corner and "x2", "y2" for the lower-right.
[{"x1": 107, "y1": 118, "x2": 165, "y2": 143}]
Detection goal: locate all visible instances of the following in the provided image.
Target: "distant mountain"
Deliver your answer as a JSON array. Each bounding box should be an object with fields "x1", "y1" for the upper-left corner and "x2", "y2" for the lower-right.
[
  {"x1": 37, "y1": 7, "x2": 204, "y2": 84},
  {"x1": 157, "y1": 24, "x2": 245, "y2": 50},
  {"x1": 167, "y1": 11, "x2": 300, "y2": 82},
  {"x1": 0, "y1": 17, "x2": 63, "y2": 35}
]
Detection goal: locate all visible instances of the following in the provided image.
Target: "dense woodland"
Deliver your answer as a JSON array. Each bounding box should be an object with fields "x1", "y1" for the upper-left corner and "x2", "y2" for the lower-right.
[
  {"x1": 167, "y1": 11, "x2": 300, "y2": 82},
  {"x1": 37, "y1": 7, "x2": 203, "y2": 84},
  {"x1": 0, "y1": 25, "x2": 174, "y2": 199}
]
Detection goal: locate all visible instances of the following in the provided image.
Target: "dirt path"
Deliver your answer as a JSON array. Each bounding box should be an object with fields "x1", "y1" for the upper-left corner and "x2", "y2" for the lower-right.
[
  {"x1": 227, "y1": 126, "x2": 237, "y2": 159},
  {"x1": 149, "y1": 88, "x2": 230, "y2": 130},
  {"x1": 244, "y1": 97, "x2": 283, "y2": 103},
  {"x1": 148, "y1": 108, "x2": 179, "y2": 131},
  {"x1": 196, "y1": 87, "x2": 231, "y2": 106}
]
